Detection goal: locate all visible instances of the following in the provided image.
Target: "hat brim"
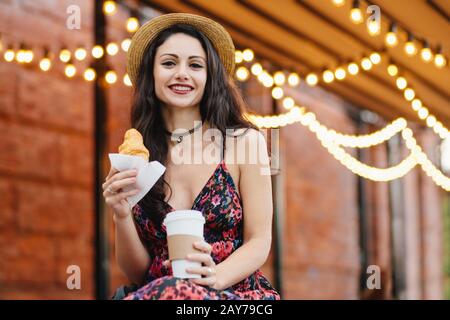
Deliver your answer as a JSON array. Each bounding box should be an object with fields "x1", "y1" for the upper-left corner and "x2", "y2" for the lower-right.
[{"x1": 127, "y1": 13, "x2": 235, "y2": 85}]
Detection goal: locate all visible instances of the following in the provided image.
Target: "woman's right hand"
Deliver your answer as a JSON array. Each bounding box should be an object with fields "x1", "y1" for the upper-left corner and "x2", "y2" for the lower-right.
[{"x1": 102, "y1": 167, "x2": 140, "y2": 219}]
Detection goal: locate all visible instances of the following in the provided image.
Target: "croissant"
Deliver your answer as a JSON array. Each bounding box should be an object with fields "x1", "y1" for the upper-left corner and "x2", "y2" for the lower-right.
[{"x1": 118, "y1": 128, "x2": 149, "y2": 161}]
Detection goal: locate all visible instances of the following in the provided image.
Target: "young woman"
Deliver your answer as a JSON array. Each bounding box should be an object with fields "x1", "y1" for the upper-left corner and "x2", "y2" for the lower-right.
[{"x1": 102, "y1": 13, "x2": 280, "y2": 300}]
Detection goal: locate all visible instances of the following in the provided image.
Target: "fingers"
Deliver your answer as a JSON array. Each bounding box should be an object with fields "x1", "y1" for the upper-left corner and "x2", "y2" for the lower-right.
[
  {"x1": 104, "y1": 188, "x2": 140, "y2": 205},
  {"x1": 186, "y1": 253, "x2": 215, "y2": 266},
  {"x1": 163, "y1": 260, "x2": 172, "y2": 268},
  {"x1": 103, "y1": 177, "x2": 137, "y2": 196},
  {"x1": 190, "y1": 276, "x2": 217, "y2": 287},
  {"x1": 186, "y1": 265, "x2": 216, "y2": 277},
  {"x1": 102, "y1": 169, "x2": 137, "y2": 192},
  {"x1": 193, "y1": 241, "x2": 212, "y2": 254}
]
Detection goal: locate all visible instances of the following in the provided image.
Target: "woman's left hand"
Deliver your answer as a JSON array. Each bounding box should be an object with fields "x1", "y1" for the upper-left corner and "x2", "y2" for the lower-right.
[
  {"x1": 187, "y1": 241, "x2": 220, "y2": 290},
  {"x1": 163, "y1": 240, "x2": 220, "y2": 290}
]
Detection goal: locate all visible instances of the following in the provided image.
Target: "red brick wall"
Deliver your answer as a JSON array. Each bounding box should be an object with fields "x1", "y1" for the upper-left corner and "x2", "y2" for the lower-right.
[{"x1": 0, "y1": 0, "x2": 94, "y2": 299}]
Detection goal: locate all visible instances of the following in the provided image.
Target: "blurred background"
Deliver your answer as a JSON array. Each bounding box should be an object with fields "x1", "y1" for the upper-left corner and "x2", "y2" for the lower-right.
[{"x1": 0, "y1": 0, "x2": 449, "y2": 300}]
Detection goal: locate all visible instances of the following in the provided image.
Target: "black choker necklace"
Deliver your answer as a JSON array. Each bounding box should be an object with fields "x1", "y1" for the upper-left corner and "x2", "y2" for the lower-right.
[{"x1": 164, "y1": 122, "x2": 203, "y2": 143}]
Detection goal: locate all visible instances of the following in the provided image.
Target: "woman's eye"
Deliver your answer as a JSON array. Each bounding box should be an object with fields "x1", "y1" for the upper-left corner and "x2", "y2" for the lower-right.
[
  {"x1": 191, "y1": 63, "x2": 203, "y2": 69},
  {"x1": 162, "y1": 61, "x2": 175, "y2": 66}
]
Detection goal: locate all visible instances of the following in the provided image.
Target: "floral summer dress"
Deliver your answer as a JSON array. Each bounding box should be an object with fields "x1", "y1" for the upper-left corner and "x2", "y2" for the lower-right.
[{"x1": 121, "y1": 136, "x2": 280, "y2": 300}]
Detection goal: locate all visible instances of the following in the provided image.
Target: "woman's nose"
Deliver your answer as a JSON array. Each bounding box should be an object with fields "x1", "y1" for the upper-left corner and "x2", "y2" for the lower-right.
[{"x1": 174, "y1": 64, "x2": 189, "y2": 80}]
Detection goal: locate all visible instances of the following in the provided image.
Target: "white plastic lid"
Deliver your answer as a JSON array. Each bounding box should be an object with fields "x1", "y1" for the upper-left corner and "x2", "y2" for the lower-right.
[{"x1": 163, "y1": 210, "x2": 205, "y2": 226}]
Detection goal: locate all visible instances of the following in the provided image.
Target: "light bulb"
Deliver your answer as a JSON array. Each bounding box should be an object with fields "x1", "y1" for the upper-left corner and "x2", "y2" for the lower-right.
[
  {"x1": 306, "y1": 73, "x2": 318, "y2": 86},
  {"x1": 121, "y1": 39, "x2": 131, "y2": 52},
  {"x1": 271, "y1": 87, "x2": 284, "y2": 99},
  {"x1": 39, "y1": 57, "x2": 51, "y2": 71},
  {"x1": 251, "y1": 63, "x2": 263, "y2": 75},
  {"x1": 65, "y1": 63, "x2": 76, "y2": 78},
  {"x1": 369, "y1": 52, "x2": 381, "y2": 64},
  {"x1": 126, "y1": 17, "x2": 139, "y2": 33},
  {"x1": 396, "y1": 77, "x2": 407, "y2": 90},
  {"x1": 274, "y1": 71, "x2": 286, "y2": 86},
  {"x1": 92, "y1": 45, "x2": 104, "y2": 59},
  {"x1": 404, "y1": 88, "x2": 415, "y2": 101},
  {"x1": 420, "y1": 43, "x2": 433, "y2": 62},
  {"x1": 74, "y1": 48, "x2": 87, "y2": 61},
  {"x1": 322, "y1": 70, "x2": 334, "y2": 83},
  {"x1": 236, "y1": 66, "x2": 249, "y2": 81},
  {"x1": 59, "y1": 48, "x2": 71, "y2": 63},
  {"x1": 124, "y1": 74, "x2": 132, "y2": 87},
  {"x1": 242, "y1": 49, "x2": 254, "y2": 62},
  {"x1": 288, "y1": 73, "x2": 300, "y2": 86},
  {"x1": 106, "y1": 42, "x2": 119, "y2": 56},
  {"x1": 334, "y1": 67, "x2": 346, "y2": 80},
  {"x1": 361, "y1": 58, "x2": 372, "y2": 70},
  {"x1": 404, "y1": 34, "x2": 417, "y2": 56},
  {"x1": 434, "y1": 53, "x2": 446, "y2": 68},
  {"x1": 348, "y1": 62, "x2": 359, "y2": 75},
  {"x1": 105, "y1": 70, "x2": 117, "y2": 84},
  {"x1": 83, "y1": 68, "x2": 96, "y2": 81},
  {"x1": 387, "y1": 64, "x2": 398, "y2": 76},
  {"x1": 103, "y1": 1, "x2": 117, "y2": 16}
]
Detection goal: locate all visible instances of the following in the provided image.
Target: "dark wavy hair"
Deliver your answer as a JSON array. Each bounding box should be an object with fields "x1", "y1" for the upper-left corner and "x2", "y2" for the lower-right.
[{"x1": 130, "y1": 24, "x2": 257, "y2": 225}]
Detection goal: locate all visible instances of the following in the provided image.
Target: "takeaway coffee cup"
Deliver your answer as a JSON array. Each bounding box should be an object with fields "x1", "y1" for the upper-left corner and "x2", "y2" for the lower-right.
[{"x1": 163, "y1": 210, "x2": 206, "y2": 279}]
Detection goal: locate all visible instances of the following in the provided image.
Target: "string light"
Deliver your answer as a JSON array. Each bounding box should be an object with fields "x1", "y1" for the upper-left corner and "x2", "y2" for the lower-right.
[
  {"x1": 106, "y1": 42, "x2": 119, "y2": 56},
  {"x1": 271, "y1": 87, "x2": 284, "y2": 99},
  {"x1": 367, "y1": 19, "x2": 380, "y2": 36},
  {"x1": 360, "y1": 57, "x2": 372, "y2": 70},
  {"x1": 350, "y1": 0, "x2": 363, "y2": 24},
  {"x1": 322, "y1": 70, "x2": 335, "y2": 83},
  {"x1": 404, "y1": 33, "x2": 417, "y2": 56},
  {"x1": 369, "y1": 52, "x2": 381, "y2": 64},
  {"x1": 39, "y1": 49, "x2": 51, "y2": 71},
  {"x1": 16, "y1": 45, "x2": 27, "y2": 63},
  {"x1": 385, "y1": 23, "x2": 398, "y2": 47},
  {"x1": 306, "y1": 73, "x2": 318, "y2": 86},
  {"x1": 434, "y1": 47, "x2": 447, "y2": 68},
  {"x1": 83, "y1": 67, "x2": 96, "y2": 81},
  {"x1": 287, "y1": 72, "x2": 300, "y2": 86},
  {"x1": 250, "y1": 62, "x2": 263, "y2": 76},
  {"x1": 387, "y1": 63, "x2": 398, "y2": 76},
  {"x1": 126, "y1": 17, "x2": 139, "y2": 33},
  {"x1": 411, "y1": 99, "x2": 422, "y2": 111},
  {"x1": 242, "y1": 49, "x2": 254, "y2": 62},
  {"x1": 282, "y1": 97, "x2": 295, "y2": 110},
  {"x1": 103, "y1": 1, "x2": 117, "y2": 16},
  {"x1": 236, "y1": 66, "x2": 249, "y2": 81},
  {"x1": 348, "y1": 62, "x2": 359, "y2": 75},
  {"x1": 396, "y1": 77, "x2": 407, "y2": 90},
  {"x1": 334, "y1": 67, "x2": 346, "y2": 80},
  {"x1": 274, "y1": 71, "x2": 286, "y2": 86},
  {"x1": 4, "y1": 47, "x2": 15, "y2": 62},
  {"x1": 404, "y1": 88, "x2": 415, "y2": 101},
  {"x1": 123, "y1": 73, "x2": 132, "y2": 86},
  {"x1": 64, "y1": 61, "x2": 76, "y2": 78},
  {"x1": 74, "y1": 47, "x2": 87, "y2": 61},
  {"x1": 105, "y1": 69, "x2": 117, "y2": 84},
  {"x1": 420, "y1": 41, "x2": 433, "y2": 62},
  {"x1": 92, "y1": 45, "x2": 104, "y2": 59},
  {"x1": 121, "y1": 39, "x2": 131, "y2": 52},
  {"x1": 417, "y1": 107, "x2": 429, "y2": 119},
  {"x1": 332, "y1": 0, "x2": 345, "y2": 7},
  {"x1": 59, "y1": 48, "x2": 71, "y2": 63}
]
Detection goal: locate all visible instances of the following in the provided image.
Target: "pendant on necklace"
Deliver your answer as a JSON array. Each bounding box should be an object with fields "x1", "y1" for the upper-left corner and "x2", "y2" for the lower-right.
[{"x1": 177, "y1": 136, "x2": 183, "y2": 143}]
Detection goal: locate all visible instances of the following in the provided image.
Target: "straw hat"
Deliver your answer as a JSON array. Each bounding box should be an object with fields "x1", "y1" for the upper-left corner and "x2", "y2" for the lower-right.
[{"x1": 126, "y1": 13, "x2": 236, "y2": 85}]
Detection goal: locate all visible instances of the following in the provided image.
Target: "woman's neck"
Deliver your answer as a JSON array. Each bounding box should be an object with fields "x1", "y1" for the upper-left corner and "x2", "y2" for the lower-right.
[{"x1": 162, "y1": 104, "x2": 206, "y2": 132}]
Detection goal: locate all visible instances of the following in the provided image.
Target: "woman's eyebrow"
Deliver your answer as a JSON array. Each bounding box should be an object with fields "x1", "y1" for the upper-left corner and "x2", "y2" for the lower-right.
[{"x1": 160, "y1": 53, "x2": 206, "y2": 61}]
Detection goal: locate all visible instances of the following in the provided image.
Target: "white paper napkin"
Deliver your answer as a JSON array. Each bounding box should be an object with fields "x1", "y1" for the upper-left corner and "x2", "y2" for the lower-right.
[{"x1": 108, "y1": 153, "x2": 166, "y2": 208}]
